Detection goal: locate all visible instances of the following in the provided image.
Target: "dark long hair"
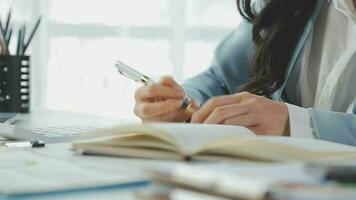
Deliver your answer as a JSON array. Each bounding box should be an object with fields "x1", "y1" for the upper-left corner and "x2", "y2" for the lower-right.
[{"x1": 236, "y1": 0, "x2": 317, "y2": 96}]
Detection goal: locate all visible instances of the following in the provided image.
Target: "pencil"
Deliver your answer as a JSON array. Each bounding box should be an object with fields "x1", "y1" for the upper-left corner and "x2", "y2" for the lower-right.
[
  {"x1": 4, "y1": 9, "x2": 11, "y2": 36},
  {"x1": 0, "y1": 18, "x2": 7, "y2": 55},
  {"x1": 23, "y1": 16, "x2": 41, "y2": 53},
  {"x1": 0, "y1": 18, "x2": 5, "y2": 40},
  {"x1": 16, "y1": 29, "x2": 22, "y2": 55},
  {"x1": 21, "y1": 25, "x2": 26, "y2": 55},
  {"x1": 6, "y1": 28, "x2": 12, "y2": 44}
]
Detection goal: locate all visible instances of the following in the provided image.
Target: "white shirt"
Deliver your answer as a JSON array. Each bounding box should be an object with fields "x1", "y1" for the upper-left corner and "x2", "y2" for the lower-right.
[{"x1": 288, "y1": 0, "x2": 356, "y2": 138}]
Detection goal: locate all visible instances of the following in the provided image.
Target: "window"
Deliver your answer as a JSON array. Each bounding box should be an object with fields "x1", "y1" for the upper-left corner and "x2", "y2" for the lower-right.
[{"x1": 1, "y1": 0, "x2": 241, "y2": 119}]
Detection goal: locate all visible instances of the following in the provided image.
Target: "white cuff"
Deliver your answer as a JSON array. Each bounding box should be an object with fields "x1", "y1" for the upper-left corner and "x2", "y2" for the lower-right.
[{"x1": 286, "y1": 104, "x2": 315, "y2": 139}]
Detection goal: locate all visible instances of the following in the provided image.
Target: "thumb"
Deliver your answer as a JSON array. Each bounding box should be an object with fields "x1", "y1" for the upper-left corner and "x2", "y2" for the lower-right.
[{"x1": 159, "y1": 75, "x2": 176, "y2": 86}]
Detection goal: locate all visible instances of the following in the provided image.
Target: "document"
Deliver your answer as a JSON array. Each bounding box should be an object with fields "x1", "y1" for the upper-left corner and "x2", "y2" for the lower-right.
[{"x1": 0, "y1": 144, "x2": 149, "y2": 195}]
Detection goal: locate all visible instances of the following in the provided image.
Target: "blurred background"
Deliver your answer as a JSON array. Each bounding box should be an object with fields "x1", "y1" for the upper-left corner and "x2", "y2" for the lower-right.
[{"x1": 0, "y1": 0, "x2": 241, "y2": 119}]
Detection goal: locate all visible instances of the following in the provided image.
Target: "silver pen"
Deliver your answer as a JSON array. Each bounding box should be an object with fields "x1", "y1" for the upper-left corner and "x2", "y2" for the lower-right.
[
  {"x1": 115, "y1": 60, "x2": 197, "y2": 114},
  {"x1": 5, "y1": 140, "x2": 45, "y2": 148}
]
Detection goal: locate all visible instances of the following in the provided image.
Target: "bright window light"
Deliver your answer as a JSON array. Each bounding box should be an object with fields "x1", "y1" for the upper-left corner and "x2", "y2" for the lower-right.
[{"x1": 1, "y1": 0, "x2": 241, "y2": 119}]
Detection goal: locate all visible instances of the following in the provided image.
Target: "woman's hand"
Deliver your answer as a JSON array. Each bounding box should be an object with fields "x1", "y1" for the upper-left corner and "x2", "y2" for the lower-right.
[
  {"x1": 191, "y1": 92, "x2": 290, "y2": 136},
  {"x1": 134, "y1": 76, "x2": 198, "y2": 122}
]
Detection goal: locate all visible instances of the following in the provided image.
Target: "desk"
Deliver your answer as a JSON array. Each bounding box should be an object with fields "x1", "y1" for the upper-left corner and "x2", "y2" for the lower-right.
[
  {"x1": 1, "y1": 142, "x2": 280, "y2": 200},
  {"x1": 5, "y1": 110, "x2": 135, "y2": 128},
  {"x1": 0, "y1": 143, "x2": 172, "y2": 200},
  {"x1": 0, "y1": 110, "x2": 306, "y2": 200},
  {"x1": 0, "y1": 110, "x2": 177, "y2": 200}
]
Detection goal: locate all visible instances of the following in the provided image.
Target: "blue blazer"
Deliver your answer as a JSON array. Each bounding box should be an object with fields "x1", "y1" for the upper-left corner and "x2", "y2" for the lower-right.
[{"x1": 182, "y1": 0, "x2": 356, "y2": 146}]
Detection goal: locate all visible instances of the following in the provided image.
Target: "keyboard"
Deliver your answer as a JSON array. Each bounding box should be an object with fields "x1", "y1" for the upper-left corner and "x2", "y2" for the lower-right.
[
  {"x1": 24, "y1": 125, "x2": 101, "y2": 138},
  {"x1": 0, "y1": 123, "x2": 114, "y2": 143}
]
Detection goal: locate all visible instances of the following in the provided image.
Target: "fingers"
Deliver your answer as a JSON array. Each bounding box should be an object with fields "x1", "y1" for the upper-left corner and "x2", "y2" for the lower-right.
[
  {"x1": 134, "y1": 75, "x2": 194, "y2": 122},
  {"x1": 159, "y1": 75, "x2": 185, "y2": 94},
  {"x1": 191, "y1": 92, "x2": 253, "y2": 123},
  {"x1": 134, "y1": 99, "x2": 183, "y2": 118},
  {"x1": 159, "y1": 76, "x2": 177, "y2": 87},
  {"x1": 143, "y1": 107, "x2": 192, "y2": 123},
  {"x1": 135, "y1": 84, "x2": 184, "y2": 101},
  {"x1": 135, "y1": 75, "x2": 185, "y2": 101},
  {"x1": 222, "y1": 113, "x2": 258, "y2": 127},
  {"x1": 203, "y1": 102, "x2": 252, "y2": 124}
]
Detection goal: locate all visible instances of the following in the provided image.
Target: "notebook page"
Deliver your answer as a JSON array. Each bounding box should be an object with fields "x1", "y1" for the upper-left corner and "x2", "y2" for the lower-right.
[{"x1": 151, "y1": 123, "x2": 255, "y2": 154}]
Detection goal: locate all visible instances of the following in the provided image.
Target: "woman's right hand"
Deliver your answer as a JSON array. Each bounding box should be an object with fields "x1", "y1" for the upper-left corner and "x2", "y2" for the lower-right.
[{"x1": 134, "y1": 76, "x2": 197, "y2": 122}]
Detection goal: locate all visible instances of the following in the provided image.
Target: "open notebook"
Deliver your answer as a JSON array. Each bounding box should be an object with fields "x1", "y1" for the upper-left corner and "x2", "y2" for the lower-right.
[{"x1": 72, "y1": 123, "x2": 356, "y2": 162}]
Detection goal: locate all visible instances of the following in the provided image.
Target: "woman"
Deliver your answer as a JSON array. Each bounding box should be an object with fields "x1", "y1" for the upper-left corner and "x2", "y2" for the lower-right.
[{"x1": 134, "y1": 0, "x2": 356, "y2": 145}]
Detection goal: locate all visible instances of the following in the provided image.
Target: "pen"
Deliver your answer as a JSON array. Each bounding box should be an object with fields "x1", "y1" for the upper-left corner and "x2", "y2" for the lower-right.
[
  {"x1": 0, "y1": 18, "x2": 5, "y2": 38},
  {"x1": 4, "y1": 9, "x2": 11, "y2": 36},
  {"x1": 16, "y1": 28, "x2": 22, "y2": 55},
  {"x1": 5, "y1": 140, "x2": 45, "y2": 148},
  {"x1": 0, "y1": 18, "x2": 7, "y2": 55},
  {"x1": 21, "y1": 25, "x2": 26, "y2": 55},
  {"x1": 6, "y1": 27, "x2": 12, "y2": 50},
  {"x1": 115, "y1": 60, "x2": 197, "y2": 114},
  {"x1": 116, "y1": 60, "x2": 155, "y2": 85},
  {"x1": 0, "y1": 31, "x2": 5, "y2": 55},
  {"x1": 0, "y1": 10, "x2": 12, "y2": 55},
  {"x1": 23, "y1": 16, "x2": 41, "y2": 54}
]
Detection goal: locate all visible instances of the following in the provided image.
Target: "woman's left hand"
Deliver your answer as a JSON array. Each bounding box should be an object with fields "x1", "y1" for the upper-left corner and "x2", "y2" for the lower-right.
[{"x1": 191, "y1": 92, "x2": 290, "y2": 136}]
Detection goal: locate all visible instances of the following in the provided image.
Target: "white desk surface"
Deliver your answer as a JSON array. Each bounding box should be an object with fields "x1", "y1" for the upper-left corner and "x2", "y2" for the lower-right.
[
  {"x1": 8, "y1": 110, "x2": 136, "y2": 128},
  {"x1": 0, "y1": 142, "x2": 180, "y2": 200},
  {"x1": 0, "y1": 110, "x2": 300, "y2": 200},
  {"x1": 1, "y1": 141, "x2": 285, "y2": 200},
  {"x1": 0, "y1": 110, "x2": 146, "y2": 199}
]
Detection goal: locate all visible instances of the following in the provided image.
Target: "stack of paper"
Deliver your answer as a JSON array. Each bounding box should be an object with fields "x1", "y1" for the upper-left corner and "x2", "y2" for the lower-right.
[{"x1": 139, "y1": 163, "x2": 356, "y2": 200}]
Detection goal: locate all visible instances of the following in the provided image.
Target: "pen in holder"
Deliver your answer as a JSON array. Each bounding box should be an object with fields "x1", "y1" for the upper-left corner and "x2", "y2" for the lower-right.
[{"x1": 0, "y1": 55, "x2": 30, "y2": 113}]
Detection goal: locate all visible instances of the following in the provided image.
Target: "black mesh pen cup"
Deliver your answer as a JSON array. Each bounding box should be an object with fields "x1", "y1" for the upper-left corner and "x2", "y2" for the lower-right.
[{"x1": 0, "y1": 56, "x2": 30, "y2": 113}]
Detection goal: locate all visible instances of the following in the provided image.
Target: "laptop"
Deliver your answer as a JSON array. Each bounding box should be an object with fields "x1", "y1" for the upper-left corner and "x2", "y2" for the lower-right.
[
  {"x1": 0, "y1": 122, "x2": 124, "y2": 143},
  {"x1": 0, "y1": 111, "x2": 135, "y2": 144},
  {"x1": 0, "y1": 113, "x2": 18, "y2": 123}
]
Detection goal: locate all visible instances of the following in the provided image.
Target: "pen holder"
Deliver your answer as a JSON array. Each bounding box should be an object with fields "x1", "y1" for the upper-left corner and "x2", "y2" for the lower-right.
[{"x1": 0, "y1": 55, "x2": 30, "y2": 113}]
